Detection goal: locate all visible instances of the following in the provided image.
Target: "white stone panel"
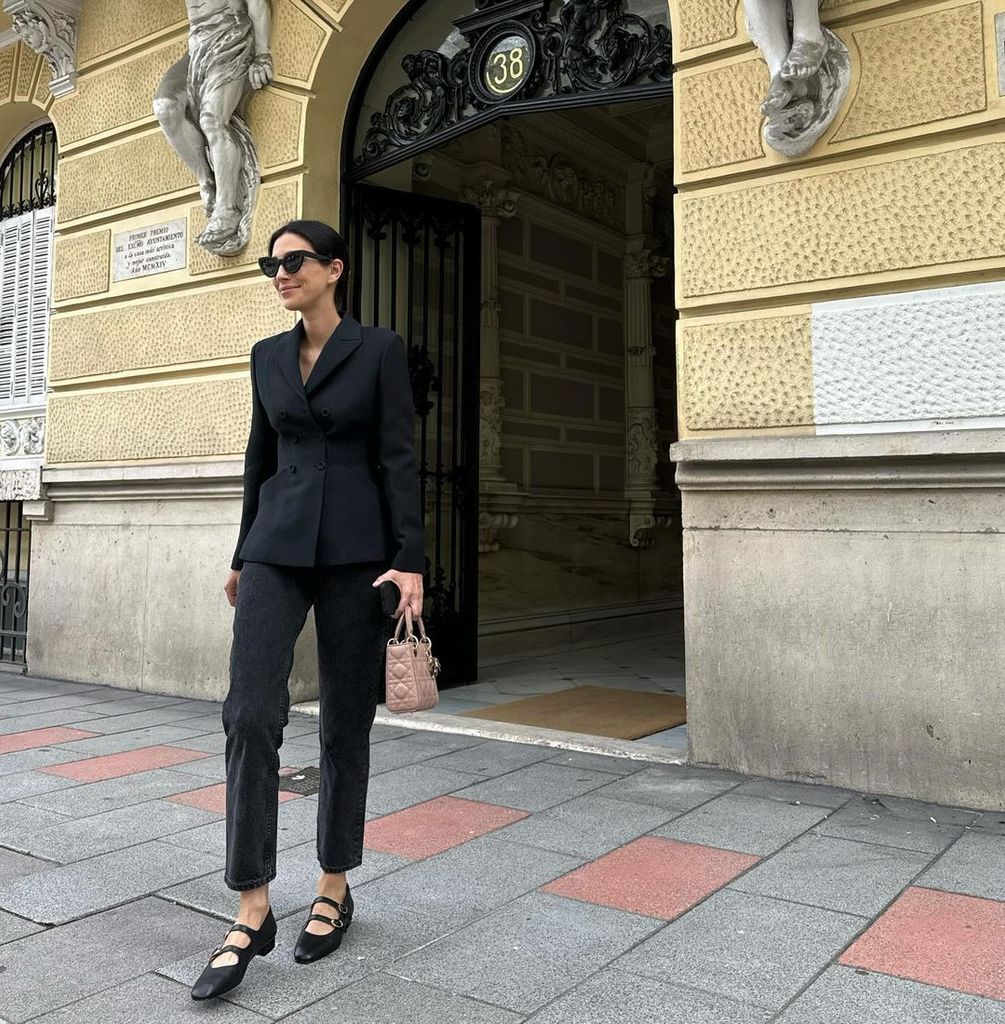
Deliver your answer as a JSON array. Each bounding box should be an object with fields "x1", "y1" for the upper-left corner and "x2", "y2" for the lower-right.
[{"x1": 811, "y1": 282, "x2": 1005, "y2": 433}]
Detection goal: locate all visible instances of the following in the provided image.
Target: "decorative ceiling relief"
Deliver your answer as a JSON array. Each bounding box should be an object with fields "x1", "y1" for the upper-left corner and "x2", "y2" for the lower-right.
[
  {"x1": 4, "y1": 0, "x2": 81, "y2": 97},
  {"x1": 354, "y1": 0, "x2": 672, "y2": 177}
]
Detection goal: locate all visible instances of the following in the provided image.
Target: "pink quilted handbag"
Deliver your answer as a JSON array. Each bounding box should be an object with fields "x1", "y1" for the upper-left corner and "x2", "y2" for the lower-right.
[{"x1": 385, "y1": 606, "x2": 440, "y2": 713}]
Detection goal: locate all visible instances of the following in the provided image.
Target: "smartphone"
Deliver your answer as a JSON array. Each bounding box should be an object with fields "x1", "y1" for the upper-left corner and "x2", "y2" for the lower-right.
[{"x1": 378, "y1": 580, "x2": 401, "y2": 618}]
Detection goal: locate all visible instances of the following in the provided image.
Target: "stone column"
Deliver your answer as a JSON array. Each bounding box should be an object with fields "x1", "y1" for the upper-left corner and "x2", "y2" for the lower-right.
[
  {"x1": 623, "y1": 163, "x2": 669, "y2": 547},
  {"x1": 462, "y1": 174, "x2": 521, "y2": 553}
]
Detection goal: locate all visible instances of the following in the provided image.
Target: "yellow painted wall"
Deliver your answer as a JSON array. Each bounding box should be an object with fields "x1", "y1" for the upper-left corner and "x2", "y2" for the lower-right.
[{"x1": 669, "y1": 0, "x2": 1005, "y2": 437}]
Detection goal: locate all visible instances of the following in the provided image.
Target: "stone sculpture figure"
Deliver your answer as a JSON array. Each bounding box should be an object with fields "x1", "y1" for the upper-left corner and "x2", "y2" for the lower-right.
[
  {"x1": 154, "y1": 0, "x2": 274, "y2": 256},
  {"x1": 742, "y1": 0, "x2": 851, "y2": 157}
]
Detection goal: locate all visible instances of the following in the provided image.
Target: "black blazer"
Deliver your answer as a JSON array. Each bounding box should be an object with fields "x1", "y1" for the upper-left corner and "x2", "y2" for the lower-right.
[{"x1": 232, "y1": 314, "x2": 425, "y2": 574}]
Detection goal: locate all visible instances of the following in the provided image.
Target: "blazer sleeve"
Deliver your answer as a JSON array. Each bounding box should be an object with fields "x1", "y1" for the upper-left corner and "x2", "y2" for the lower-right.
[
  {"x1": 377, "y1": 332, "x2": 425, "y2": 573},
  {"x1": 231, "y1": 342, "x2": 278, "y2": 571}
]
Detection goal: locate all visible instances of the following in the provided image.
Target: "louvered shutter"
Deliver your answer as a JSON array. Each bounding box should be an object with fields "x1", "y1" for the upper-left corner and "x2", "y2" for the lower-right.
[
  {"x1": 12, "y1": 212, "x2": 33, "y2": 402},
  {"x1": 0, "y1": 220, "x2": 17, "y2": 404},
  {"x1": 28, "y1": 206, "x2": 53, "y2": 402}
]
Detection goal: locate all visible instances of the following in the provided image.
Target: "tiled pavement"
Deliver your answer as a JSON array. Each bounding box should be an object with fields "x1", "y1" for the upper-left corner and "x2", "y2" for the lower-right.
[{"x1": 0, "y1": 674, "x2": 1004, "y2": 1022}]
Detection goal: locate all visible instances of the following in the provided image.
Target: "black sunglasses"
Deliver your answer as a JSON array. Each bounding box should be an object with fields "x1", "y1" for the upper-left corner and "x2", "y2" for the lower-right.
[{"x1": 258, "y1": 250, "x2": 334, "y2": 278}]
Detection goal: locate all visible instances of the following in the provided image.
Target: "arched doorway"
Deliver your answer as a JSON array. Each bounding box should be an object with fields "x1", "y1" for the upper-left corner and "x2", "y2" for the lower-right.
[{"x1": 339, "y1": 1, "x2": 683, "y2": 748}]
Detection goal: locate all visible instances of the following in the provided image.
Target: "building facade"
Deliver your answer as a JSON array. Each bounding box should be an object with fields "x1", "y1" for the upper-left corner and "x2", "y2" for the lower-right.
[{"x1": 1, "y1": 0, "x2": 1002, "y2": 809}]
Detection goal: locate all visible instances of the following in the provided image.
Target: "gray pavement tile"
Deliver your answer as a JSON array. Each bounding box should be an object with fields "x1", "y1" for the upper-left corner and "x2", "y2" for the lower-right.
[
  {"x1": 73, "y1": 707, "x2": 223, "y2": 735},
  {"x1": 390, "y1": 890, "x2": 662, "y2": 1013},
  {"x1": 76, "y1": 694, "x2": 194, "y2": 716},
  {"x1": 543, "y1": 750, "x2": 649, "y2": 776},
  {"x1": 0, "y1": 847, "x2": 52, "y2": 881},
  {"x1": 50, "y1": 723, "x2": 218, "y2": 755},
  {"x1": 863, "y1": 794, "x2": 980, "y2": 828},
  {"x1": 365, "y1": 763, "x2": 484, "y2": 817},
  {"x1": 26, "y1": 971, "x2": 272, "y2": 1023},
  {"x1": 163, "y1": 753, "x2": 228, "y2": 781},
  {"x1": 589, "y1": 764, "x2": 742, "y2": 813},
  {"x1": 0, "y1": 896, "x2": 221, "y2": 1023},
  {"x1": 729, "y1": 833, "x2": 930, "y2": 917},
  {"x1": 0, "y1": 746, "x2": 81, "y2": 775},
  {"x1": 733, "y1": 777, "x2": 856, "y2": 810},
  {"x1": 0, "y1": 839, "x2": 221, "y2": 924},
  {"x1": 419, "y1": 738, "x2": 559, "y2": 777},
  {"x1": 356, "y1": 835, "x2": 583, "y2": 932},
  {"x1": 451, "y1": 762, "x2": 618, "y2": 812},
  {"x1": 279, "y1": 971, "x2": 524, "y2": 1024},
  {"x1": 0, "y1": 802, "x2": 71, "y2": 839},
  {"x1": 973, "y1": 810, "x2": 1005, "y2": 835},
  {"x1": 19, "y1": 767, "x2": 214, "y2": 817},
  {"x1": 654, "y1": 794, "x2": 831, "y2": 856},
  {"x1": 0, "y1": 682, "x2": 108, "y2": 701},
  {"x1": 813, "y1": 796, "x2": 967, "y2": 854},
  {"x1": 0, "y1": 769, "x2": 82, "y2": 803},
  {"x1": 524, "y1": 967, "x2": 772, "y2": 1024},
  {"x1": 917, "y1": 831, "x2": 1005, "y2": 901},
  {"x1": 0, "y1": 907, "x2": 44, "y2": 944},
  {"x1": 368, "y1": 732, "x2": 489, "y2": 775},
  {"x1": 0, "y1": 692, "x2": 125, "y2": 717},
  {"x1": 160, "y1": 840, "x2": 409, "y2": 922},
  {"x1": 775, "y1": 965, "x2": 1005, "y2": 1023},
  {"x1": 161, "y1": 794, "x2": 322, "y2": 859},
  {"x1": 159, "y1": 899, "x2": 442, "y2": 1018},
  {"x1": 283, "y1": 717, "x2": 321, "y2": 737},
  {"x1": 0, "y1": 708, "x2": 109, "y2": 734},
  {"x1": 615, "y1": 889, "x2": 864, "y2": 1011},
  {"x1": 494, "y1": 793, "x2": 680, "y2": 859},
  {"x1": 5, "y1": 799, "x2": 221, "y2": 863},
  {"x1": 370, "y1": 723, "x2": 418, "y2": 742}
]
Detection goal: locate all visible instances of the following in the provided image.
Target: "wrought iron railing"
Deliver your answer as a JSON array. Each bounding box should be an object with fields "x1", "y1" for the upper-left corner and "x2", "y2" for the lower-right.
[
  {"x1": 0, "y1": 124, "x2": 57, "y2": 221},
  {"x1": 0, "y1": 501, "x2": 30, "y2": 667}
]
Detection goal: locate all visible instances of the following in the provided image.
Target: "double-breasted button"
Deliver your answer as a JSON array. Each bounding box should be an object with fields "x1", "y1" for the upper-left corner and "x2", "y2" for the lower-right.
[
  {"x1": 279, "y1": 410, "x2": 287, "y2": 420},
  {"x1": 316, "y1": 432, "x2": 324, "y2": 442},
  {"x1": 290, "y1": 433, "x2": 300, "y2": 445},
  {"x1": 290, "y1": 464, "x2": 297, "y2": 474},
  {"x1": 320, "y1": 408, "x2": 330, "y2": 418},
  {"x1": 315, "y1": 460, "x2": 326, "y2": 471}
]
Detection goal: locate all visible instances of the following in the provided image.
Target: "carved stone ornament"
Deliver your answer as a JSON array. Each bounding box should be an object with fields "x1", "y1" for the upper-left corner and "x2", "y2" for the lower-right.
[
  {"x1": 743, "y1": 0, "x2": 851, "y2": 157},
  {"x1": 4, "y1": 0, "x2": 81, "y2": 97},
  {"x1": 479, "y1": 509, "x2": 518, "y2": 553},
  {"x1": 153, "y1": 1, "x2": 275, "y2": 256},
  {"x1": 0, "y1": 416, "x2": 44, "y2": 457},
  {"x1": 356, "y1": 0, "x2": 671, "y2": 176}
]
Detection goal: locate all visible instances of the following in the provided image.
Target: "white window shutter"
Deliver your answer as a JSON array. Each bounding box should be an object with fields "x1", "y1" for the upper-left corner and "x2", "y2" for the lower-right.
[
  {"x1": 12, "y1": 212, "x2": 33, "y2": 402},
  {"x1": 28, "y1": 206, "x2": 53, "y2": 402},
  {"x1": 0, "y1": 222, "x2": 17, "y2": 404}
]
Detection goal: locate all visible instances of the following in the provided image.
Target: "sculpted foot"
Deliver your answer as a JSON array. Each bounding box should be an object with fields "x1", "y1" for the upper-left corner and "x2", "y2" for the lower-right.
[
  {"x1": 781, "y1": 35, "x2": 828, "y2": 80},
  {"x1": 199, "y1": 180, "x2": 217, "y2": 219},
  {"x1": 200, "y1": 205, "x2": 242, "y2": 245},
  {"x1": 761, "y1": 73, "x2": 794, "y2": 116}
]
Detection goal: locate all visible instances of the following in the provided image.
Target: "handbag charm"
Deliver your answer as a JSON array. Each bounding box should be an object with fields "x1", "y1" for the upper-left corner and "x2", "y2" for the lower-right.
[{"x1": 385, "y1": 606, "x2": 440, "y2": 713}]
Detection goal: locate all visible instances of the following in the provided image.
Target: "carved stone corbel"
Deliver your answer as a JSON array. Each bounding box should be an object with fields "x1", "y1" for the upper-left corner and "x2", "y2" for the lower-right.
[{"x1": 4, "y1": 0, "x2": 81, "y2": 97}]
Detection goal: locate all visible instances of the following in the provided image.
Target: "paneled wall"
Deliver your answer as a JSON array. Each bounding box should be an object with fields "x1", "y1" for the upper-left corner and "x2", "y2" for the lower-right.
[{"x1": 669, "y1": 0, "x2": 1005, "y2": 437}]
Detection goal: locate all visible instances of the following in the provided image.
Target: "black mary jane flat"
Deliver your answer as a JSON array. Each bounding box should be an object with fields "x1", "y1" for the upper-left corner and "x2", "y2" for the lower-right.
[
  {"x1": 190, "y1": 906, "x2": 277, "y2": 1000},
  {"x1": 293, "y1": 886, "x2": 354, "y2": 964}
]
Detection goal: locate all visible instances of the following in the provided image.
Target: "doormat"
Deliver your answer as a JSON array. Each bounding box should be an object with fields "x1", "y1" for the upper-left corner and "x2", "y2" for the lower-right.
[{"x1": 460, "y1": 685, "x2": 686, "y2": 740}]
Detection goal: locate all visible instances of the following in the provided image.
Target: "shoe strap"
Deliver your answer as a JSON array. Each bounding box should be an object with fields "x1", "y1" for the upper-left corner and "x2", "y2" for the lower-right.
[
  {"x1": 210, "y1": 943, "x2": 252, "y2": 959},
  {"x1": 313, "y1": 895, "x2": 348, "y2": 914},
  {"x1": 306, "y1": 912, "x2": 345, "y2": 929}
]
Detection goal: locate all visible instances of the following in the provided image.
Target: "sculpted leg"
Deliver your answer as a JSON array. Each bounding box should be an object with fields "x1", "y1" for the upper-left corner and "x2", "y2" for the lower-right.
[
  {"x1": 197, "y1": 79, "x2": 247, "y2": 241},
  {"x1": 782, "y1": 0, "x2": 827, "y2": 80},
  {"x1": 745, "y1": 0, "x2": 799, "y2": 115},
  {"x1": 153, "y1": 57, "x2": 216, "y2": 216}
]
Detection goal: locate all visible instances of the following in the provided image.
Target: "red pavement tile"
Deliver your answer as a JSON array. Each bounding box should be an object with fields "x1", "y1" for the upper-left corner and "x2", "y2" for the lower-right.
[
  {"x1": 167, "y1": 782, "x2": 302, "y2": 814},
  {"x1": 39, "y1": 744, "x2": 211, "y2": 782},
  {"x1": 542, "y1": 836, "x2": 760, "y2": 920},
  {"x1": 840, "y1": 886, "x2": 1005, "y2": 1001},
  {"x1": 365, "y1": 796, "x2": 528, "y2": 859},
  {"x1": 0, "y1": 726, "x2": 99, "y2": 754}
]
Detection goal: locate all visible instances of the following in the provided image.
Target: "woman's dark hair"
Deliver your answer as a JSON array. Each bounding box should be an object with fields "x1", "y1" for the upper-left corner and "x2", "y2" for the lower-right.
[{"x1": 268, "y1": 219, "x2": 351, "y2": 310}]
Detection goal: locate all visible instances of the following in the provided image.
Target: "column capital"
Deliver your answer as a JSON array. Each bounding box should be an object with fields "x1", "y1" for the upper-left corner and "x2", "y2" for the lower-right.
[
  {"x1": 4, "y1": 0, "x2": 81, "y2": 96},
  {"x1": 462, "y1": 177, "x2": 519, "y2": 220},
  {"x1": 624, "y1": 248, "x2": 669, "y2": 280}
]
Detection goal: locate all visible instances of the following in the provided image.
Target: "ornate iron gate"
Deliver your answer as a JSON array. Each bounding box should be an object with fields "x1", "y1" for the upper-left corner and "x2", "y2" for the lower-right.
[
  {"x1": 0, "y1": 501, "x2": 30, "y2": 667},
  {"x1": 345, "y1": 183, "x2": 481, "y2": 686}
]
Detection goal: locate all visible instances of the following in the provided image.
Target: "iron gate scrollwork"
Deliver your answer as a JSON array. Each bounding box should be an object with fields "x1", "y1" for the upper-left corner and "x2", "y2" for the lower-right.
[
  {"x1": 352, "y1": 0, "x2": 672, "y2": 178},
  {"x1": 0, "y1": 124, "x2": 57, "y2": 220},
  {"x1": 0, "y1": 502, "x2": 30, "y2": 667},
  {"x1": 346, "y1": 183, "x2": 481, "y2": 687}
]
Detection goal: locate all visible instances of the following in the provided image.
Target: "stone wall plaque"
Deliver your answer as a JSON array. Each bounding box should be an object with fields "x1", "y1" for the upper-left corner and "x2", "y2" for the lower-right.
[
  {"x1": 113, "y1": 218, "x2": 187, "y2": 282},
  {"x1": 997, "y1": 13, "x2": 1005, "y2": 96}
]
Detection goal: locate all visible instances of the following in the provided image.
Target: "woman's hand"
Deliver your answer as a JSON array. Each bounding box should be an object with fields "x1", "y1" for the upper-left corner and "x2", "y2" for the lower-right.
[
  {"x1": 373, "y1": 569, "x2": 423, "y2": 620},
  {"x1": 224, "y1": 569, "x2": 241, "y2": 608}
]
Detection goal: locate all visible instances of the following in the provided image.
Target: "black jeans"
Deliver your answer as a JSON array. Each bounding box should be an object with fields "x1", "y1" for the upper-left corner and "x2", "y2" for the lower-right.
[{"x1": 222, "y1": 559, "x2": 391, "y2": 891}]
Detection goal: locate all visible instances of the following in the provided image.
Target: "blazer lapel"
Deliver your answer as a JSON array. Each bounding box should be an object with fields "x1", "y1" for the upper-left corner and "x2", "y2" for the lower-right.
[
  {"x1": 304, "y1": 315, "x2": 364, "y2": 396},
  {"x1": 276, "y1": 320, "x2": 307, "y2": 399}
]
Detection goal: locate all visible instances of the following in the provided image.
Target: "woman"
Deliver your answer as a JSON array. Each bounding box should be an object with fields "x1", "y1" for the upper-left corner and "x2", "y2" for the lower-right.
[{"x1": 190, "y1": 220, "x2": 425, "y2": 1001}]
